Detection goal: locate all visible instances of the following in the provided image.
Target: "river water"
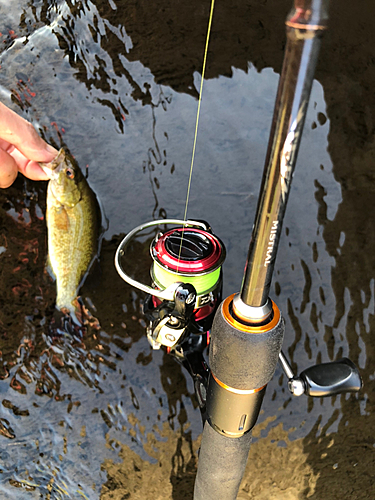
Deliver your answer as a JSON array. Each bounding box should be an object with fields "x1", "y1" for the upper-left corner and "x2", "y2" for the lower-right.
[{"x1": 0, "y1": 0, "x2": 374, "y2": 498}]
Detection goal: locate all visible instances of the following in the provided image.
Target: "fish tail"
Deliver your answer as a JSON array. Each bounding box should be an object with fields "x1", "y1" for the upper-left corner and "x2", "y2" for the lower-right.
[
  {"x1": 57, "y1": 297, "x2": 84, "y2": 326},
  {"x1": 53, "y1": 297, "x2": 100, "y2": 335}
]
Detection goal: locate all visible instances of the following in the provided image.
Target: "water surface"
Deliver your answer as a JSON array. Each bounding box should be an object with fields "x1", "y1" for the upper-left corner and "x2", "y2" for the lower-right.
[{"x1": 0, "y1": 0, "x2": 374, "y2": 498}]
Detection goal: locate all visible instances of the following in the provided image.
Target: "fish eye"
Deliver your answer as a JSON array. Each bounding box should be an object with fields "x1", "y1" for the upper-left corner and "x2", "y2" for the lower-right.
[{"x1": 66, "y1": 168, "x2": 75, "y2": 179}]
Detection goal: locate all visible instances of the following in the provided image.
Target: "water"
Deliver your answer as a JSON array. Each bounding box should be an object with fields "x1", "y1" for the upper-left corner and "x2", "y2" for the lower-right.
[{"x1": 0, "y1": 0, "x2": 374, "y2": 498}]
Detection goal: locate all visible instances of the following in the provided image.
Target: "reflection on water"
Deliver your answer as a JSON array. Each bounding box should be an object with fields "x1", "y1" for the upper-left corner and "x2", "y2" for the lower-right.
[{"x1": 0, "y1": 0, "x2": 374, "y2": 498}]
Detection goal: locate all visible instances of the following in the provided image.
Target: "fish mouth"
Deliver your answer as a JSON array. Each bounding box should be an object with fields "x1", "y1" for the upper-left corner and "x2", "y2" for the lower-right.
[{"x1": 39, "y1": 148, "x2": 65, "y2": 179}]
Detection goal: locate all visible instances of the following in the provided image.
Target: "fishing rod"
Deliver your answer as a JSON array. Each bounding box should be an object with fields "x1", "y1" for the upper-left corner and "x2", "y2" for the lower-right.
[
  {"x1": 115, "y1": 0, "x2": 361, "y2": 497},
  {"x1": 194, "y1": 0, "x2": 361, "y2": 498}
]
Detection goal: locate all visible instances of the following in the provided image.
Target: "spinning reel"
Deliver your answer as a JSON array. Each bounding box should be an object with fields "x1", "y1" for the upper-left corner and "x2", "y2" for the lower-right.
[{"x1": 115, "y1": 219, "x2": 225, "y2": 351}]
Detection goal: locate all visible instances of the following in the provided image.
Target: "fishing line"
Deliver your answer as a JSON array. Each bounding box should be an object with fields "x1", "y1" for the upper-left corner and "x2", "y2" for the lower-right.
[{"x1": 177, "y1": 0, "x2": 215, "y2": 269}]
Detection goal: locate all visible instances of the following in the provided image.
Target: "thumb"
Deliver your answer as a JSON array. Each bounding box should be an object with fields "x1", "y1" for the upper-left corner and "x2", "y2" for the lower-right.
[{"x1": 0, "y1": 102, "x2": 57, "y2": 162}]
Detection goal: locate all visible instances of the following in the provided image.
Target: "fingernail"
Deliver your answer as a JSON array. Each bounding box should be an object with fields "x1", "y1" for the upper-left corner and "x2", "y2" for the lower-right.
[{"x1": 45, "y1": 144, "x2": 58, "y2": 156}]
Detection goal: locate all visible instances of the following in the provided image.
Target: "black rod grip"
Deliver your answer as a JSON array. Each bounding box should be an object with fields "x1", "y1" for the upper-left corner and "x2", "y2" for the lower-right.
[
  {"x1": 210, "y1": 300, "x2": 285, "y2": 390},
  {"x1": 194, "y1": 420, "x2": 252, "y2": 500},
  {"x1": 205, "y1": 298, "x2": 284, "y2": 437}
]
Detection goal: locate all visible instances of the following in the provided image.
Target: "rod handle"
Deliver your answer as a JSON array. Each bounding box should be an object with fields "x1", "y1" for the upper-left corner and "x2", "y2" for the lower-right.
[{"x1": 194, "y1": 420, "x2": 252, "y2": 500}]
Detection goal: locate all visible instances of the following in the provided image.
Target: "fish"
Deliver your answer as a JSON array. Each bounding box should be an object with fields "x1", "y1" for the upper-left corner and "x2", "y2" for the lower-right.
[{"x1": 40, "y1": 148, "x2": 101, "y2": 323}]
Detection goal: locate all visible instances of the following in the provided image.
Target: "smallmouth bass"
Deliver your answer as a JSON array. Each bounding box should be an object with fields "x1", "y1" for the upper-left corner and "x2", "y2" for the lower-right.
[{"x1": 40, "y1": 149, "x2": 101, "y2": 322}]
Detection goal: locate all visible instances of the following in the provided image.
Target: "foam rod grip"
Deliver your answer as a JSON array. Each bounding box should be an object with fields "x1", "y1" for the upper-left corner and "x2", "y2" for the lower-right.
[
  {"x1": 194, "y1": 420, "x2": 252, "y2": 500},
  {"x1": 210, "y1": 299, "x2": 285, "y2": 390}
]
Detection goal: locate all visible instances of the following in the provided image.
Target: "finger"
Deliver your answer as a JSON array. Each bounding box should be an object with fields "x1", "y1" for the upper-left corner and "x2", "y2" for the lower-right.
[
  {"x1": 8, "y1": 147, "x2": 50, "y2": 181},
  {"x1": 0, "y1": 102, "x2": 57, "y2": 162},
  {"x1": 0, "y1": 149, "x2": 18, "y2": 188}
]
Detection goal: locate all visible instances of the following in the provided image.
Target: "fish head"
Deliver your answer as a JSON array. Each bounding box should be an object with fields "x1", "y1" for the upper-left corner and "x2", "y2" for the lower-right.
[{"x1": 40, "y1": 149, "x2": 84, "y2": 207}]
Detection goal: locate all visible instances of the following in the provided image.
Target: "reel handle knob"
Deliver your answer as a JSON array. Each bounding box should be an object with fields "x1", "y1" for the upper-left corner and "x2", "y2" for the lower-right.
[
  {"x1": 298, "y1": 358, "x2": 362, "y2": 397},
  {"x1": 279, "y1": 352, "x2": 362, "y2": 397}
]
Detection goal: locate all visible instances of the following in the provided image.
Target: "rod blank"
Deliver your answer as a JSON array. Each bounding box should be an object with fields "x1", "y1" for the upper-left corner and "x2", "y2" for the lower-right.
[{"x1": 240, "y1": 1, "x2": 329, "y2": 308}]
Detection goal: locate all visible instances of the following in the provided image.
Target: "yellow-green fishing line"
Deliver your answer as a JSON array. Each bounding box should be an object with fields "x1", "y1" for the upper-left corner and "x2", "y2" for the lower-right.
[{"x1": 153, "y1": 262, "x2": 221, "y2": 295}]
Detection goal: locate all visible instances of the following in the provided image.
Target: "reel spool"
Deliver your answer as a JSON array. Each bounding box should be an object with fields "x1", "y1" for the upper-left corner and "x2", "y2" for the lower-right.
[{"x1": 115, "y1": 219, "x2": 226, "y2": 350}]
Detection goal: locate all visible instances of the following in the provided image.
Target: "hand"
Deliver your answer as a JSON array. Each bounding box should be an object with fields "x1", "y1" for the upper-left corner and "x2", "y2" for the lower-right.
[{"x1": 0, "y1": 102, "x2": 58, "y2": 188}]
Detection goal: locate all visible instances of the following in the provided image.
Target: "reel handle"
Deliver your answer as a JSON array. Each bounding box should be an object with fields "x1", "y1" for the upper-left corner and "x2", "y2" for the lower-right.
[
  {"x1": 279, "y1": 351, "x2": 362, "y2": 397},
  {"x1": 114, "y1": 219, "x2": 209, "y2": 301}
]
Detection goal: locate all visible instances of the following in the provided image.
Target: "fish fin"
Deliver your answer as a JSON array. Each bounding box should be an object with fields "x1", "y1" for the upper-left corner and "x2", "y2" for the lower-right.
[
  {"x1": 50, "y1": 298, "x2": 100, "y2": 336},
  {"x1": 45, "y1": 256, "x2": 56, "y2": 281},
  {"x1": 79, "y1": 298, "x2": 101, "y2": 330},
  {"x1": 48, "y1": 308, "x2": 86, "y2": 339},
  {"x1": 71, "y1": 297, "x2": 101, "y2": 330},
  {"x1": 95, "y1": 193, "x2": 109, "y2": 235},
  {"x1": 81, "y1": 258, "x2": 102, "y2": 290},
  {"x1": 55, "y1": 207, "x2": 70, "y2": 231},
  {"x1": 59, "y1": 299, "x2": 82, "y2": 327}
]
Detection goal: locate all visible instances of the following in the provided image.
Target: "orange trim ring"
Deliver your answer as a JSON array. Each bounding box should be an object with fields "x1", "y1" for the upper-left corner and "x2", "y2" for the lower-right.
[
  {"x1": 222, "y1": 294, "x2": 281, "y2": 334},
  {"x1": 212, "y1": 372, "x2": 265, "y2": 395}
]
